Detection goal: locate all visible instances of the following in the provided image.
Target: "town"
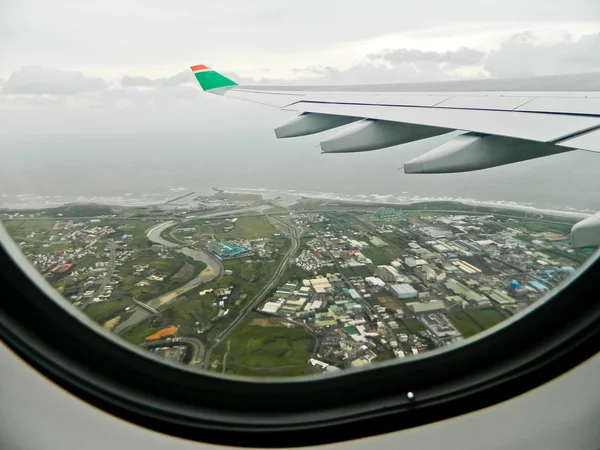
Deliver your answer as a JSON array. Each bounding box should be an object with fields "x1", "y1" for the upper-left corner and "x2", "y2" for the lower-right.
[{"x1": 1, "y1": 196, "x2": 590, "y2": 377}]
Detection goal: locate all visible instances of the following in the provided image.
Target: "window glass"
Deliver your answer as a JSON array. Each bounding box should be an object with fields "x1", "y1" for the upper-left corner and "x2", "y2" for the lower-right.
[{"x1": 1, "y1": 0, "x2": 599, "y2": 378}]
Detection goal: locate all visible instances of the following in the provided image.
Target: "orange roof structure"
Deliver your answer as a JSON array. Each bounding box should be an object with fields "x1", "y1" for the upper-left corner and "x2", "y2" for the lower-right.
[{"x1": 144, "y1": 326, "x2": 178, "y2": 341}]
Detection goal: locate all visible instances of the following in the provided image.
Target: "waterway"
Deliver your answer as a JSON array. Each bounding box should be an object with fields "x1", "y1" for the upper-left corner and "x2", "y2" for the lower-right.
[{"x1": 114, "y1": 205, "x2": 270, "y2": 333}]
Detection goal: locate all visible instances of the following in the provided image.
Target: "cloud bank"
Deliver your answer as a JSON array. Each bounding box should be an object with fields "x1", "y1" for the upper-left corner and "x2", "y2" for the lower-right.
[{"x1": 2, "y1": 32, "x2": 599, "y2": 110}]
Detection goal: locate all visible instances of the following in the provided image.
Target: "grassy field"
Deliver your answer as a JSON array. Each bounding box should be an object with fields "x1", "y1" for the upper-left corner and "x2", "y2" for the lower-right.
[
  {"x1": 184, "y1": 216, "x2": 278, "y2": 242},
  {"x1": 340, "y1": 265, "x2": 373, "y2": 278},
  {"x1": 223, "y1": 216, "x2": 277, "y2": 239},
  {"x1": 360, "y1": 244, "x2": 404, "y2": 266},
  {"x1": 446, "y1": 311, "x2": 482, "y2": 338},
  {"x1": 121, "y1": 322, "x2": 163, "y2": 345},
  {"x1": 401, "y1": 317, "x2": 426, "y2": 334},
  {"x1": 6, "y1": 204, "x2": 114, "y2": 218},
  {"x1": 168, "y1": 292, "x2": 220, "y2": 329},
  {"x1": 105, "y1": 220, "x2": 156, "y2": 248},
  {"x1": 212, "y1": 323, "x2": 316, "y2": 377},
  {"x1": 115, "y1": 253, "x2": 189, "y2": 301},
  {"x1": 465, "y1": 308, "x2": 508, "y2": 330},
  {"x1": 84, "y1": 299, "x2": 134, "y2": 323},
  {"x1": 3, "y1": 219, "x2": 61, "y2": 239}
]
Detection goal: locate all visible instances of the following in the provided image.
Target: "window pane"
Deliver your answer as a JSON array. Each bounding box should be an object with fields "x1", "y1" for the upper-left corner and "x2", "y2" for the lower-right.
[{"x1": 1, "y1": 0, "x2": 599, "y2": 378}]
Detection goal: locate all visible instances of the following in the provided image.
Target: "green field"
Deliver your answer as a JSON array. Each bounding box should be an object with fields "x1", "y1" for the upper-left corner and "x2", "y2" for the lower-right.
[
  {"x1": 115, "y1": 253, "x2": 192, "y2": 301},
  {"x1": 340, "y1": 265, "x2": 373, "y2": 278},
  {"x1": 121, "y1": 322, "x2": 163, "y2": 345},
  {"x1": 213, "y1": 324, "x2": 316, "y2": 377},
  {"x1": 360, "y1": 244, "x2": 403, "y2": 266},
  {"x1": 168, "y1": 292, "x2": 220, "y2": 329},
  {"x1": 446, "y1": 311, "x2": 482, "y2": 337},
  {"x1": 6, "y1": 204, "x2": 114, "y2": 218},
  {"x1": 3, "y1": 219, "x2": 61, "y2": 239},
  {"x1": 183, "y1": 216, "x2": 277, "y2": 242},
  {"x1": 84, "y1": 299, "x2": 134, "y2": 323},
  {"x1": 401, "y1": 317, "x2": 426, "y2": 334},
  {"x1": 105, "y1": 220, "x2": 156, "y2": 248},
  {"x1": 465, "y1": 308, "x2": 508, "y2": 330}
]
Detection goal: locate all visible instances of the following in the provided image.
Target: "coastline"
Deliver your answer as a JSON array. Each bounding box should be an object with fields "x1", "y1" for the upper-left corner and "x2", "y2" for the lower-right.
[{"x1": 0, "y1": 188, "x2": 591, "y2": 222}]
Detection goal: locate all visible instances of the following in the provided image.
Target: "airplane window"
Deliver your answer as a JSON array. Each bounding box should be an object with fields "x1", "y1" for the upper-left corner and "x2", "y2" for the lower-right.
[{"x1": 1, "y1": 0, "x2": 599, "y2": 386}]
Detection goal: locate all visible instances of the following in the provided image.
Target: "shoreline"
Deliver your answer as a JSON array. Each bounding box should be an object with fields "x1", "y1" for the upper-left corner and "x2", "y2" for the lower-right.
[{"x1": 0, "y1": 190, "x2": 591, "y2": 222}]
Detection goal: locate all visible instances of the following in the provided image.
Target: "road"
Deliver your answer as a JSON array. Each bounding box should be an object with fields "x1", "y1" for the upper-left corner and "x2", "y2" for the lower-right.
[
  {"x1": 80, "y1": 240, "x2": 116, "y2": 311},
  {"x1": 201, "y1": 214, "x2": 302, "y2": 370},
  {"x1": 177, "y1": 337, "x2": 205, "y2": 367}
]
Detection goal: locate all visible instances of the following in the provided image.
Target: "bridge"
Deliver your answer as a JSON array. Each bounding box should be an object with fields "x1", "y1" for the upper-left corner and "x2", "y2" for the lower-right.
[{"x1": 132, "y1": 298, "x2": 159, "y2": 314}]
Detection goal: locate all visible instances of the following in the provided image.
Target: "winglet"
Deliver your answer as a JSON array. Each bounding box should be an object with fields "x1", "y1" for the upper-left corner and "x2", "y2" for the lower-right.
[{"x1": 190, "y1": 64, "x2": 238, "y2": 91}]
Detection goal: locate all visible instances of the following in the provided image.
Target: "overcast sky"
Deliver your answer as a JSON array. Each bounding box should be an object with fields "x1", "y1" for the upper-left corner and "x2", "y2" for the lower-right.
[
  {"x1": 1, "y1": 0, "x2": 600, "y2": 209},
  {"x1": 1, "y1": 0, "x2": 600, "y2": 111}
]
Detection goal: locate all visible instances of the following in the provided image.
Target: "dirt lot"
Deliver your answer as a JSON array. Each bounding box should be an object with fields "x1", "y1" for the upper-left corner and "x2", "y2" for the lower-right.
[
  {"x1": 250, "y1": 318, "x2": 287, "y2": 327},
  {"x1": 377, "y1": 295, "x2": 402, "y2": 310}
]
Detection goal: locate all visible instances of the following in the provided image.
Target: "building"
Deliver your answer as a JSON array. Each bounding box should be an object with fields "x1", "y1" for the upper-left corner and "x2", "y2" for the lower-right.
[
  {"x1": 205, "y1": 241, "x2": 248, "y2": 260},
  {"x1": 422, "y1": 226, "x2": 452, "y2": 238},
  {"x1": 488, "y1": 289, "x2": 516, "y2": 305},
  {"x1": 415, "y1": 265, "x2": 439, "y2": 283},
  {"x1": 375, "y1": 265, "x2": 400, "y2": 283},
  {"x1": 309, "y1": 277, "x2": 332, "y2": 293},
  {"x1": 347, "y1": 289, "x2": 361, "y2": 300},
  {"x1": 276, "y1": 282, "x2": 297, "y2": 295},
  {"x1": 445, "y1": 278, "x2": 490, "y2": 306},
  {"x1": 389, "y1": 283, "x2": 418, "y2": 299},
  {"x1": 365, "y1": 276, "x2": 385, "y2": 287},
  {"x1": 261, "y1": 302, "x2": 282, "y2": 314},
  {"x1": 406, "y1": 300, "x2": 446, "y2": 313}
]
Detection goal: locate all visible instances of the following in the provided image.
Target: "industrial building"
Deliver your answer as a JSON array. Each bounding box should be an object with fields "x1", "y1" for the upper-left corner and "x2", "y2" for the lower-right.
[
  {"x1": 375, "y1": 265, "x2": 400, "y2": 282},
  {"x1": 389, "y1": 283, "x2": 418, "y2": 299},
  {"x1": 406, "y1": 300, "x2": 446, "y2": 313},
  {"x1": 308, "y1": 277, "x2": 332, "y2": 293},
  {"x1": 205, "y1": 241, "x2": 248, "y2": 260},
  {"x1": 488, "y1": 289, "x2": 516, "y2": 305},
  {"x1": 445, "y1": 278, "x2": 491, "y2": 306},
  {"x1": 365, "y1": 276, "x2": 385, "y2": 287}
]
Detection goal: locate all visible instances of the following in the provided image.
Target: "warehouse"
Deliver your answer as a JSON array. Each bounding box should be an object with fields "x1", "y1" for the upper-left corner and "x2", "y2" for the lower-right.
[
  {"x1": 389, "y1": 283, "x2": 418, "y2": 299},
  {"x1": 406, "y1": 300, "x2": 446, "y2": 313}
]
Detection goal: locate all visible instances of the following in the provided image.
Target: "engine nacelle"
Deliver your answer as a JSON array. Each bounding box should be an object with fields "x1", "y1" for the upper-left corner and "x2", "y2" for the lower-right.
[
  {"x1": 403, "y1": 133, "x2": 573, "y2": 174},
  {"x1": 320, "y1": 120, "x2": 450, "y2": 153},
  {"x1": 572, "y1": 213, "x2": 600, "y2": 248},
  {"x1": 274, "y1": 113, "x2": 359, "y2": 138}
]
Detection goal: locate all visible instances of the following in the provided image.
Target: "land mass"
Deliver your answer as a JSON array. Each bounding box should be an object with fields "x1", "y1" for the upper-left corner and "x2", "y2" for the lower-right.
[{"x1": 2, "y1": 194, "x2": 591, "y2": 377}]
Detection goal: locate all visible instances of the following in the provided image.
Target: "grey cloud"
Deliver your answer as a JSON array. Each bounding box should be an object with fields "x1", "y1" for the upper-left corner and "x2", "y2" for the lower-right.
[
  {"x1": 246, "y1": 31, "x2": 600, "y2": 86},
  {"x1": 1, "y1": 66, "x2": 106, "y2": 95},
  {"x1": 120, "y1": 70, "x2": 194, "y2": 88},
  {"x1": 120, "y1": 75, "x2": 156, "y2": 87},
  {"x1": 485, "y1": 32, "x2": 600, "y2": 77},
  {"x1": 4, "y1": 31, "x2": 600, "y2": 111},
  {"x1": 3, "y1": 0, "x2": 598, "y2": 73},
  {"x1": 371, "y1": 47, "x2": 486, "y2": 66}
]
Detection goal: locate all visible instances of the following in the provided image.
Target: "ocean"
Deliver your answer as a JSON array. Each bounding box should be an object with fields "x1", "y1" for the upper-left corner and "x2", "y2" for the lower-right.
[{"x1": 1, "y1": 100, "x2": 599, "y2": 214}]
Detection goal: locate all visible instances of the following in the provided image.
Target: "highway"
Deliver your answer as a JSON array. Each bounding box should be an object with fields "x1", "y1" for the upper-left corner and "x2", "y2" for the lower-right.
[
  {"x1": 201, "y1": 214, "x2": 302, "y2": 370},
  {"x1": 80, "y1": 240, "x2": 116, "y2": 311}
]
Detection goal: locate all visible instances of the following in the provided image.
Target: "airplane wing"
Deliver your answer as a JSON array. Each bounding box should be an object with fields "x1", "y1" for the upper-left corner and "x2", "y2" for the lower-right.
[{"x1": 191, "y1": 64, "x2": 600, "y2": 174}]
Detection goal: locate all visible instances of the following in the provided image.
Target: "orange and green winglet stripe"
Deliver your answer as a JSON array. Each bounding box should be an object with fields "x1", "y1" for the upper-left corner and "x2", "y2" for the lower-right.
[{"x1": 190, "y1": 64, "x2": 237, "y2": 91}]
